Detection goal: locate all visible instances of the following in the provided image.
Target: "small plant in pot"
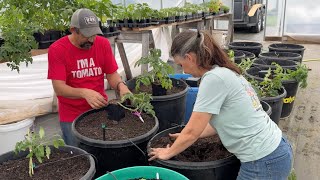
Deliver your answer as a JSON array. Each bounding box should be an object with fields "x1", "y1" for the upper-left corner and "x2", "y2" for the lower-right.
[
  {"x1": 127, "y1": 49, "x2": 188, "y2": 131},
  {"x1": 0, "y1": 127, "x2": 96, "y2": 179},
  {"x1": 135, "y1": 49, "x2": 174, "y2": 96},
  {"x1": 106, "y1": 92, "x2": 156, "y2": 125},
  {"x1": 247, "y1": 67, "x2": 287, "y2": 124},
  {"x1": 72, "y1": 93, "x2": 159, "y2": 177},
  {"x1": 249, "y1": 63, "x2": 308, "y2": 118}
]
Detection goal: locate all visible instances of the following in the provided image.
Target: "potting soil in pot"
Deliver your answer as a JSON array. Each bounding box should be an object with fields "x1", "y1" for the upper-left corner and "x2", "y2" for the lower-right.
[
  {"x1": 132, "y1": 84, "x2": 185, "y2": 95},
  {"x1": 0, "y1": 151, "x2": 90, "y2": 180},
  {"x1": 151, "y1": 135, "x2": 232, "y2": 162},
  {"x1": 75, "y1": 109, "x2": 155, "y2": 141}
]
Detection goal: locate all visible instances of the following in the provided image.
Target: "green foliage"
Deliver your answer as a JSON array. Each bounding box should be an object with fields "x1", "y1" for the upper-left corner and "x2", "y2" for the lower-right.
[
  {"x1": 221, "y1": 5, "x2": 230, "y2": 13},
  {"x1": 118, "y1": 93, "x2": 156, "y2": 117},
  {"x1": 283, "y1": 64, "x2": 309, "y2": 88},
  {"x1": 0, "y1": 7, "x2": 38, "y2": 72},
  {"x1": 134, "y1": 49, "x2": 174, "y2": 91},
  {"x1": 288, "y1": 169, "x2": 297, "y2": 180},
  {"x1": 227, "y1": 49, "x2": 235, "y2": 61},
  {"x1": 248, "y1": 68, "x2": 282, "y2": 97},
  {"x1": 14, "y1": 127, "x2": 65, "y2": 177},
  {"x1": 77, "y1": 0, "x2": 114, "y2": 23},
  {"x1": 237, "y1": 58, "x2": 253, "y2": 72},
  {"x1": 0, "y1": 0, "x2": 79, "y2": 72},
  {"x1": 206, "y1": 0, "x2": 221, "y2": 13}
]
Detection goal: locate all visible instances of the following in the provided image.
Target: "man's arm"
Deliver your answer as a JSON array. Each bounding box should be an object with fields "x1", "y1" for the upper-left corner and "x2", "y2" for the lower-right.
[
  {"x1": 106, "y1": 72, "x2": 131, "y2": 97},
  {"x1": 52, "y1": 80, "x2": 107, "y2": 109}
]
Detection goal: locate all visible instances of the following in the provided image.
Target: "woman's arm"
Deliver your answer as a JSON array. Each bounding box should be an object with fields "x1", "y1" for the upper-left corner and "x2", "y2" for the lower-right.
[
  {"x1": 148, "y1": 111, "x2": 212, "y2": 161},
  {"x1": 200, "y1": 123, "x2": 216, "y2": 138}
]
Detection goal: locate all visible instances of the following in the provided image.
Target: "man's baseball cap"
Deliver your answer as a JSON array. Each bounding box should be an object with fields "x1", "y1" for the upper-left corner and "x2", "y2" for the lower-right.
[{"x1": 70, "y1": 8, "x2": 103, "y2": 37}]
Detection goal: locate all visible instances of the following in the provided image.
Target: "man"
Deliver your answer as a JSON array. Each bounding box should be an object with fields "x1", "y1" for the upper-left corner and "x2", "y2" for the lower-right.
[{"x1": 47, "y1": 8, "x2": 131, "y2": 146}]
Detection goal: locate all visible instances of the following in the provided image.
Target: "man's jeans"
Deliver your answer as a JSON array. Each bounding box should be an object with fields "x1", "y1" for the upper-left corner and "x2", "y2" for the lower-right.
[
  {"x1": 237, "y1": 136, "x2": 293, "y2": 180},
  {"x1": 60, "y1": 121, "x2": 79, "y2": 147}
]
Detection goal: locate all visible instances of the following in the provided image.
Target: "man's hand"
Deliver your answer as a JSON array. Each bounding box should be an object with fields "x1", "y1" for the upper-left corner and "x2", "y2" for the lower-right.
[
  {"x1": 81, "y1": 89, "x2": 108, "y2": 109},
  {"x1": 118, "y1": 82, "x2": 131, "y2": 98}
]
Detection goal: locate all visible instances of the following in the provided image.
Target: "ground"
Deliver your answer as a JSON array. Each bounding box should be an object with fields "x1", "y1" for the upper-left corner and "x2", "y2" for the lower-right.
[{"x1": 34, "y1": 28, "x2": 320, "y2": 179}]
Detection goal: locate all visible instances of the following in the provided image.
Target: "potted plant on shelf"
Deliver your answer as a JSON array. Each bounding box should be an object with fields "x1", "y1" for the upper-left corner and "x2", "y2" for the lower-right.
[
  {"x1": 126, "y1": 49, "x2": 188, "y2": 131},
  {"x1": 147, "y1": 126, "x2": 240, "y2": 180},
  {"x1": 71, "y1": 92, "x2": 159, "y2": 177},
  {"x1": 0, "y1": 127, "x2": 96, "y2": 179}
]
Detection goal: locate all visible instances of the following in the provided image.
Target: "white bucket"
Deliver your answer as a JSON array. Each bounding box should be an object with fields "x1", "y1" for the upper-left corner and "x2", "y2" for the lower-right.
[{"x1": 0, "y1": 117, "x2": 34, "y2": 155}]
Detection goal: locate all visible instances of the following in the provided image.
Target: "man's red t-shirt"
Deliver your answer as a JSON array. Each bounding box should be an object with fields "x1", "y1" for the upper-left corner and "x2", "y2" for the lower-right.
[{"x1": 47, "y1": 36, "x2": 118, "y2": 122}]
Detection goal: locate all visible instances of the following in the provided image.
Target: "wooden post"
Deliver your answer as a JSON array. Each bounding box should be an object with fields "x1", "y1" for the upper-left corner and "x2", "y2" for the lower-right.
[
  {"x1": 141, "y1": 32, "x2": 150, "y2": 73},
  {"x1": 116, "y1": 42, "x2": 133, "y2": 80}
]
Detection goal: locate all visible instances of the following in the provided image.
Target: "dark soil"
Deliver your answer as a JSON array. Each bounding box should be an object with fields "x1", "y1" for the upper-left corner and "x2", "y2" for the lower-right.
[
  {"x1": 75, "y1": 109, "x2": 155, "y2": 141},
  {"x1": 151, "y1": 135, "x2": 232, "y2": 162},
  {"x1": 0, "y1": 151, "x2": 90, "y2": 180},
  {"x1": 133, "y1": 84, "x2": 185, "y2": 96}
]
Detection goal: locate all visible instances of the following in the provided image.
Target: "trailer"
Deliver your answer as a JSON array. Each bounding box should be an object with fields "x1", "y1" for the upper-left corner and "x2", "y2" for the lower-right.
[{"x1": 233, "y1": 0, "x2": 266, "y2": 33}]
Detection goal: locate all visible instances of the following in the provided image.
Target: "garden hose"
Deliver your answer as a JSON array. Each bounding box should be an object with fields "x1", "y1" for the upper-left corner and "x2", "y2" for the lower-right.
[{"x1": 302, "y1": 58, "x2": 320, "y2": 62}]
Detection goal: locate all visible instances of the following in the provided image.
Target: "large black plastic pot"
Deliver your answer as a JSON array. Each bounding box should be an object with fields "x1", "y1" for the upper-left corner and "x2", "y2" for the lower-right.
[
  {"x1": 147, "y1": 126, "x2": 240, "y2": 180},
  {"x1": 259, "y1": 52, "x2": 302, "y2": 63},
  {"x1": 261, "y1": 87, "x2": 287, "y2": 124},
  {"x1": 72, "y1": 107, "x2": 159, "y2": 177},
  {"x1": 281, "y1": 80, "x2": 299, "y2": 118},
  {"x1": 127, "y1": 78, "x2": 188, "y2": 132},
  {"x1": 233, "y1": 50, "x2": 245, "y2": 64},
  {"x1": 246, "y1": 67, "x2": 288, "y2": 123},
  {"x1": 261, "y1": 100, "x2": 272, "y2": 116},
  {"x1": 237, "y1": 50, "x2": 256, "y2": 60},
  {"x1": 228, "y1": 41, "x2": 262, "y2": 57},
  {"x1": 253, "y1": 58, "x2": 298, "y2": 70},
  {"x1": 0, "y1": 145, "x2": 96, "y2": 180},
  {"x1": 268, "y1": 43, "x2": 306, "y2": 58}
]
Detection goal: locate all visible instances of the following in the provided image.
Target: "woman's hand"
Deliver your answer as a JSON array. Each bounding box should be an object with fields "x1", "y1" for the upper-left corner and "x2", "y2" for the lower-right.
[
  {"x1": 148, "y1": 144, "x2": 173, "y2": 161},
  {"x1": 169, "y1": 133, "x2": 180, "y2": 140}
]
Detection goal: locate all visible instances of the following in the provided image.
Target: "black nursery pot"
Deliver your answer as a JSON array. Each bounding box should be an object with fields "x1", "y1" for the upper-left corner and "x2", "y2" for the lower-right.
[
  {"x1": 245, "y1": 67, "x2": 288, "y2": 124},
  {"x1": 281, "y1": 80, "x2": 299, "y2": 118},
  {"x1": 233, "y1": 50, "x2": 246, "y2": 64},
  {"x1": 228, "y1": 41, "x2": 262, "y2": 57},
  {"x1": 268, "y1": 43, "x2": 306, "y2": 58},
  {"x1": 152, "y1": 83, "x2": 167, "y2": 96},
  {"x1": 0, "y1": 145, "x2": 96, "y2": 180},
  {"x1": 259, "y1": 52, "x2": 302, "y2": 63},
  {"x1": 72, "y1": 107, "x2": 159, "y2": 178},
  {"x1": 147, "y1": 126, "x2": 240, "y2": 180},
  {"x1": 252, "y1": 58, "x2": 298, "y2": 70},
  {"x1": 237, "y1": 50, "x2": 256, "y2": 60},
  {"x1": 126, "y1": 78, "x2": 188, "y2": 132},
  {"x1": 261, "y1": 100, "x2": 272, "y2": 116}
]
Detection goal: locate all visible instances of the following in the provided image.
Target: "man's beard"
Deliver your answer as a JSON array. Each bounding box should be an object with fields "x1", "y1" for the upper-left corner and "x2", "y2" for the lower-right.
[{"x1": 80, "y1": 41, "x2": 93, "y2": 49}]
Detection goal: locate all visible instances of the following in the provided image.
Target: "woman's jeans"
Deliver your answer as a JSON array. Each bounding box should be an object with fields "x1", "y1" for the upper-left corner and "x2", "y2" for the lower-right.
[
  {"x1": 237, "y1": 136, "x2": 293, "y2": 180},
  {"x1": 60, "y1": 121, "x2": 79, "y2": 147}
]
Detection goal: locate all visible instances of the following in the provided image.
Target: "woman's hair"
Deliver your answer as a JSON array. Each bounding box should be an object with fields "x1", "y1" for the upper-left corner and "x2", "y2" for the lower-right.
[{"x1": 170, "y1": 30, "x2": 241, "y2": 74}]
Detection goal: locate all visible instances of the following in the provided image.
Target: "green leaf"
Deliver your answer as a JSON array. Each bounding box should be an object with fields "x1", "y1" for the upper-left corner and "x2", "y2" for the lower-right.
[
  {"x1": 45, "y1": 146, "x2": 51, "y2": 159},
  {"x1": 39, "y1": 127, "x2": 45, "y2": 139}
]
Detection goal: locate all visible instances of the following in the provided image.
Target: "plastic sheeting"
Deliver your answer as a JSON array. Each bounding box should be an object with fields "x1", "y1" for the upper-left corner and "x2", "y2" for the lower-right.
[{"x1": 0, "y1": 27, "x2": 172, "y2": 124}]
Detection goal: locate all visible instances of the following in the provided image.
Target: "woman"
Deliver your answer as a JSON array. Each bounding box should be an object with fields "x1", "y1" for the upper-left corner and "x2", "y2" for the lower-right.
[{"x1": 148, "y1": 30, "x2": 293, "y2": 179}]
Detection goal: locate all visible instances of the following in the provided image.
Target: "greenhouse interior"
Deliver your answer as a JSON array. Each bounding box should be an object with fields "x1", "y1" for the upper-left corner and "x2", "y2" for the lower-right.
[{"x1": 0, "y1": 0, "x2": 319, "y2": 179}]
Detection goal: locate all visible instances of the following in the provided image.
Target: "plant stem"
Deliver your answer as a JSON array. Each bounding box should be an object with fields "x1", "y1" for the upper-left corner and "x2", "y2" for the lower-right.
[{"x1": 117, "y1": 102, "x2": 138, "y2": 112}]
